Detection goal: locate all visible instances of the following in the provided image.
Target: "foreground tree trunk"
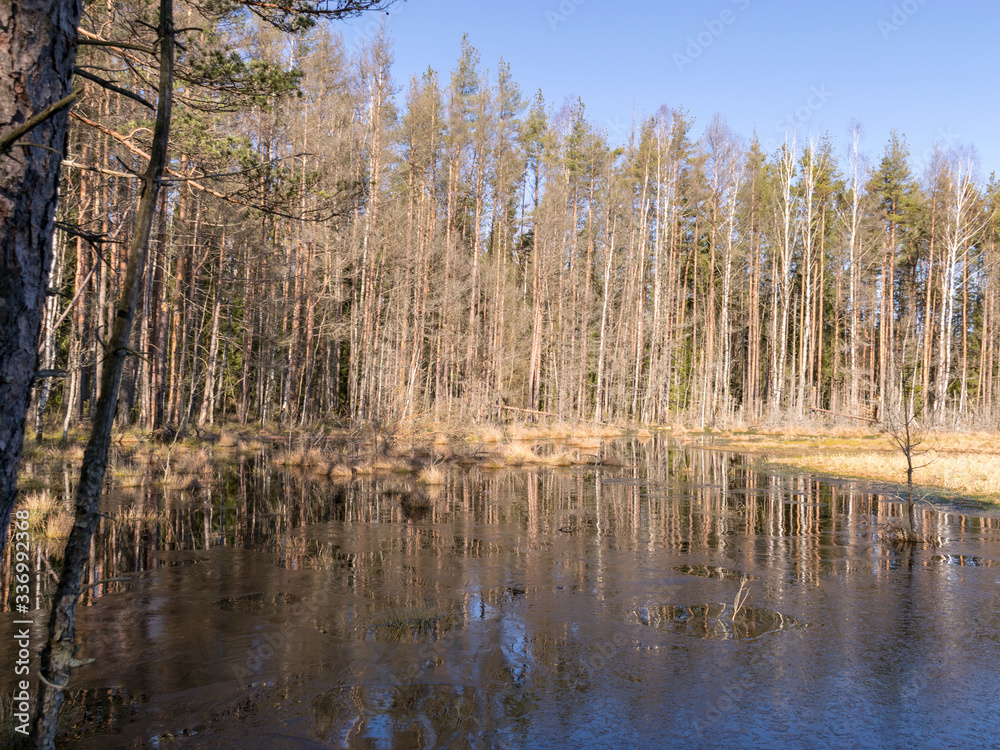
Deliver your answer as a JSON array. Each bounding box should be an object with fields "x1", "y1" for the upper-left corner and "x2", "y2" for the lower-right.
[
  {"x1": 31, "y1": 0, "x2": 173, "y2": 743},
  {"x1": 0, "y1": 0, "x2": 82, "y2": 551}
]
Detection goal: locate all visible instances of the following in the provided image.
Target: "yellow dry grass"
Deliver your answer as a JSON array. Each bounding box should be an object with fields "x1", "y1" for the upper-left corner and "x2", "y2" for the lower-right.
[
  {"x1": 540, "y1": 451, "x2": 574, "y2": 467},
  {"x1": 480, "y1": 455, "x2": 507, "y2": 470},
  {"x1": 22, "y1": 488, "x2": 58, "y2": 516},
  {"x1": 500, "y1": 442, "x2": 540, "y2": 465},
  {"x1": 417, "y1": 466, "x2": 445, "y2": 485},
  {"x1": 110, "y1": 465, "x2": 148, "y2": 487},
  {"x1": 270, "y1": 448, "x2": 329, "y2": 468},
  {"x1": 329, "y1": 464, "x2": 353, "y2": 479},
  {"x1": 713, "y1": 429, "x2": 1000, "y2": 502},
  {"x1": 500, "y1": 420, "x2": 626, "y2": 442},
  {"x1": 505, "y1": 423, "x2": 537, "y2": 441},
  {"x1": 171, "y1": 448, "x2": 213, "y2": 475},
  {"x1": 16, "y1": 490, "x2": 74, "y2": 539},
  {"x1": 43, "y1": 511, "x2": 74, "y2": 539},
  {"x1": 465, "y1": 424, "x2": 506, "y2": 443},
  {"x1": 565, "y1": 434, "x2": 604, "y2": 449},
  {"x1": 372, "y1": 456, "x2": 411, "y2": 474},
  {"x1": 41, "y1": 443, "x2": 85, "y2": 461},
  {"x1": 217, "y1": 430, "x2": 239, "y2": 448}
]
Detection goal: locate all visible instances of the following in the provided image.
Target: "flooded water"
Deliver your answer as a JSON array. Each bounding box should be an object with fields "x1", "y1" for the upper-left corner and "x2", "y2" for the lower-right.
[{"x1": 4, "y1": 436, "x2": 1000, "y2": 748}]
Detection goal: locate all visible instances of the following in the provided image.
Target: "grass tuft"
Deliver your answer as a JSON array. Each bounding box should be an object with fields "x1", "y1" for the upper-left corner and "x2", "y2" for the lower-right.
[{"x1": 417, "y1": 466, "x2": 446, "y2": 485}]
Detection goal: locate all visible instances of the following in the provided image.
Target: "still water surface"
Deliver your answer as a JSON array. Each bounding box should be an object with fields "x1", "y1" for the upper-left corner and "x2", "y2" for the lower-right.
[{"x1": 5, "y1": 437, "x2": 1000, "y2": 748}]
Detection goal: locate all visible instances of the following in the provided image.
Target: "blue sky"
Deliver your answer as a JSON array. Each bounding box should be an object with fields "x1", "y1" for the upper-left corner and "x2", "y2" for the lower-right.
[{"x1": 340, "y1": 0, "x2": 999, "y2": 179}]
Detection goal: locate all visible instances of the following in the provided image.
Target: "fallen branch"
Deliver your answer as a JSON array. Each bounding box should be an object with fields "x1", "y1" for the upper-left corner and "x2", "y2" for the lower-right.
[{"x1": 496, "y1": 403, "x2": 559, "y2": 418}]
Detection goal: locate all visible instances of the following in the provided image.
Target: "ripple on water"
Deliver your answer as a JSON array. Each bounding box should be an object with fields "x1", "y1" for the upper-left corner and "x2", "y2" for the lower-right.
[
  {"x1": 213, "y1": 592, "x2": 306, "y2": 613},
  {"x1": 927, "y1": 554, "x2": 1000, "y2": 568},
  {"x1": 311, "y1": 684, "x2": 477, "y2": 747},
  {"x1": 59, "y1": 687, "x2": 150, "y2": 743},
  {"x1": 632, "y1": 604, "x2": 804, "y2": 640},
  {"x1": 673, "y1": 564, "x2": 750, "y2": 582}
]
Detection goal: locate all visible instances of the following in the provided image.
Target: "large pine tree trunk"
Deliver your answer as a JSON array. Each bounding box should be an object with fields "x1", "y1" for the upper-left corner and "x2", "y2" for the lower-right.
[{"x1": 0, "y1": 0, "x2": 82, "y2": 549}]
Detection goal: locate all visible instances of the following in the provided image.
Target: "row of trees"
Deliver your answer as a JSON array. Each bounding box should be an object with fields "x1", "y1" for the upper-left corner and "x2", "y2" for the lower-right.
[{"x1": 32, "y1": 14, "x2": 1000, "y2": 443}]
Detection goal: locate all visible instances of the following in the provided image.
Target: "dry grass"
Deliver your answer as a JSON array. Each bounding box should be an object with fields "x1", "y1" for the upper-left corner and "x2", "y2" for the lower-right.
[
  {"x1": 465, "y1": 424, "x2": 506, "y2": 443},
  {"x1": 778, "y1": 448, "x2": 1000, "y2": 500},
  {"x1": 110, "y1": 465, "x2": 148, "y2": 488},
  {"x1": 271, "y1": 447, "x2": 328, "y2": 468},
  {"x1": 20, "y1": 489, "x2": 58, "y2": 522},
  {"x1": 217, "y1": 429, "x2": 239, "y2": 449},
  {"x1": 17, "y1": 491, "x2": 74, "y2": 539},
  {"x1": 505, "y1": 423, "x2": 537, "y2": 441},
  {"x1": 270, "y1": 449, "x2": 296, "y2": 467},
  {"x1": 500, "y1": 442, "x2": 540, "y2": 465},
  {"x1": 480, "y1": 454, "x2": 507, "y2": 470},
  {"x1": 372, "y1": 456, "x2": 412, "y2": 474},
  {"x1": 500, "y1": 420, "x2": 627, "y2": 442},
  {"x1": 565, "y1": 434, "x2": 604, "y2": 449},
  {"x1": 329, "y1": 464, "x2": 353, "y2": 479},
  {"x1": 43, "y1": 511, "x2": 74, "y2": 539},
  {"x1": 136, "y1": 443, "x2": 174, "y2": 465},
  {"x1": 417, "y1": 466, "x2": 446, "y2": 485},
  {"x1": 714, "y1": 429, "x2": 1000, "y2": 502},
  {"x1": 162, "y1": 472, "x2": 205, "y2": 492},
  {"x1": 540, "y1": 451, "x2": 574, "y2": 467},
  {"x1": 39, "y1": 443, "x2": 86, "y2": 461}
]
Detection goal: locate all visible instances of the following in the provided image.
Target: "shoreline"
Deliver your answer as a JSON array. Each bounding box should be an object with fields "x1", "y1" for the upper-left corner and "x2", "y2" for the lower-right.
[
  {"x1": 699, "y1": 429, "x2": 1000, "y2": 506},
  {"x1": 22, "y1": 421, "x2": 1000, "y2": 505}
]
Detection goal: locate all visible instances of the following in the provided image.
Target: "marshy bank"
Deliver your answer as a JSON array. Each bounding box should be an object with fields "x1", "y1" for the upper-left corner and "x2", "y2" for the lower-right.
[
  {"x1": 702, "y1": 427, "x2": 1000, "y2": 506},
  {"x1": 21, "y1": 418, "x2": 1000, "y2": 517}
]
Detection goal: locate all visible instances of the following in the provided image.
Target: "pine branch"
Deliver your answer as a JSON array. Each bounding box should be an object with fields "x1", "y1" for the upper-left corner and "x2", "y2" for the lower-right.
[{"x1": 73, "y1": 67, "x2": 155, "y2": 110}]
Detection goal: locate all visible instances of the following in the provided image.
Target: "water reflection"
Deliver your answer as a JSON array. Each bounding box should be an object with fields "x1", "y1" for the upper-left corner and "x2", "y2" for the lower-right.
[
  {"x1": 632, "y1": 604, "x2": 803, "y2": 640},
  {"x1": 3, "y1": 436, "x2": 1000, "y2": 748}
]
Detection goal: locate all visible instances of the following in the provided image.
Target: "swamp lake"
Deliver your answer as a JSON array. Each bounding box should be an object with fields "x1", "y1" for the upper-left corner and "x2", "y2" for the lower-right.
[{"x1": 4, "y1": 434, "x2": 1000, "y2": 748}]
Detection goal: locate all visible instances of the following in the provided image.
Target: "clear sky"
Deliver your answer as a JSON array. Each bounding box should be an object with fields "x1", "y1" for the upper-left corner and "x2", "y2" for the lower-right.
[{"x1": 340, "y1": 0, "x2": 1000, "y2": 180}]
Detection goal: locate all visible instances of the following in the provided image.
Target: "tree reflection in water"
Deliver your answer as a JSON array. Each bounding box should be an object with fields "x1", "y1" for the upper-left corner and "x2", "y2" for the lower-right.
[{"x1": 3, "y1": 435, "x2": 999, "y2": 748}]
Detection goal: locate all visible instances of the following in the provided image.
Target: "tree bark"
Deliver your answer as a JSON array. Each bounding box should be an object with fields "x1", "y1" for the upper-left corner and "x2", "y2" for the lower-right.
[{"x1": 0, "y1": 0, "x2": 82, "y2": 550}]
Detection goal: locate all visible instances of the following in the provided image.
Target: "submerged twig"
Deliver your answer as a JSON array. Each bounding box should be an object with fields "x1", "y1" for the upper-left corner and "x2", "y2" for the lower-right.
[{"x1": 732, "y1": 574, "x2": 751, "y2": 620}]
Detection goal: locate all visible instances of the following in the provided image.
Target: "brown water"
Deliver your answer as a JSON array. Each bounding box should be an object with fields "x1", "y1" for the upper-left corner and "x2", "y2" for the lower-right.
[{"x1": 4, "y1": 436, "x2": 1000, "y2": 748}]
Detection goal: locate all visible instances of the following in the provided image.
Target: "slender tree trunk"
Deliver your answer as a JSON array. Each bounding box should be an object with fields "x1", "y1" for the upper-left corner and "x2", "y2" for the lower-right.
[
  {"x1": 33, "y1": 3, "x2": 173, "y2": 742},
  {"x1": 922, "y1": 194, "x2": 937, "y2": 416},
  {"x1": 198, "y1": 234, "x2": 225, "y2": 425}
]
